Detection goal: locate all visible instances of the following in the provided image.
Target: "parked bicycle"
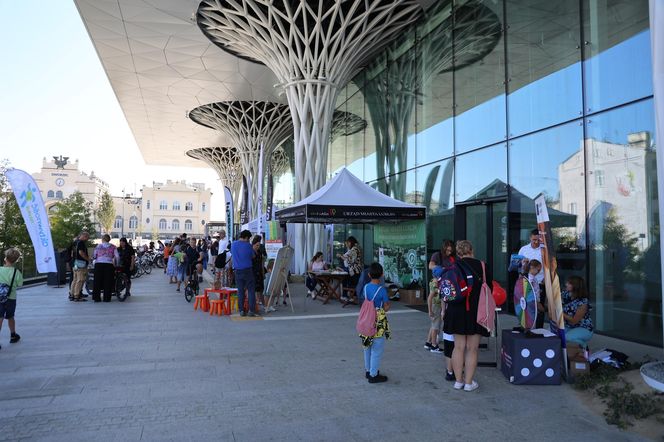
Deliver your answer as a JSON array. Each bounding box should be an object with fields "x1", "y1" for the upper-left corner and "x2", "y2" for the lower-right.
[{"x1": 85, "y1": 266, "x2": 130, "y2": 301}]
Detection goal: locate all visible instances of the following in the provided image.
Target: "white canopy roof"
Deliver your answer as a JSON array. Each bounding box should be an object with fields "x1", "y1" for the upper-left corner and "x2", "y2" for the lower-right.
[{"x1": 276, "y1": 168, "x2": 425, "y2": 223}]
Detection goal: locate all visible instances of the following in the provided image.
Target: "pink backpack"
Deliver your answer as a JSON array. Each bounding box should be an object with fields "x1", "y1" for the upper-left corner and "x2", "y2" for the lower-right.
[
  {"x1": 356, "y1": 285, "x2": 382, "y2": 336},
  {"x1": 477, "y1": 261, "x2": 496, "y2": 333}
]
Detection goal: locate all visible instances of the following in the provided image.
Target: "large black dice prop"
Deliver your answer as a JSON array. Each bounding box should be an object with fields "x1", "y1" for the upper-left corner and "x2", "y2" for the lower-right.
[{"x1": 501, "y1": 330, "x2": 561, "y2": 385}]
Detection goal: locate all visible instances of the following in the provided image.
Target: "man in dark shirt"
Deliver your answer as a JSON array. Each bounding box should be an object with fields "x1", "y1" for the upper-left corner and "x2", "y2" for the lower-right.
[
  {"x1": 231, "y1": 230, "x2": 256, "y2": 317},
  {"x1": 69, "y1": 231, "x2": 90, "y2": 302},
  {"x1": 118, "y1": 237, "x2": 136, "y2": 296},
  {"x1": 185, "y1": 238, "x2": 202, "y2": 280}
]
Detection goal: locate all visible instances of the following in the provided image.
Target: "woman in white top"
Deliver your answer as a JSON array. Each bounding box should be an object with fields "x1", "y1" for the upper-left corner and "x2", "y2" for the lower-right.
[{"x1": 306, "y1": 252, "x2": 327, "y2": 299}]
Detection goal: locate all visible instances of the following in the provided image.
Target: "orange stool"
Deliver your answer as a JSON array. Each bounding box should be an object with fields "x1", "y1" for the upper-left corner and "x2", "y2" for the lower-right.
[
  {"x1": 193, "y1": 294, "x2": 209, "y2": 312},
  {"x1": 209, "y1": 299, "x2": 225, "y2": 316},
  {"x1": 217, "y1": 288, "x2": 238, "y2": 315}
]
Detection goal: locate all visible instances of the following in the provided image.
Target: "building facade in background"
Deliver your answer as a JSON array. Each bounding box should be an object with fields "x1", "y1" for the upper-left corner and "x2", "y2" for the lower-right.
[
  {"x1": 33, "y1": 156, "x2": 109, "y2": 212},
  {"x1": 139, "y1": 180, "x2": 212, "y2": 240}
]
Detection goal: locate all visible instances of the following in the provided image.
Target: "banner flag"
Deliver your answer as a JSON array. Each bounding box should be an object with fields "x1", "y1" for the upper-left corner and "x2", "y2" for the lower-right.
[
  {"x1": 223, "y1": 186, "x2": 234, "y2": 241},
  {"x1": 257, "y1": 143, "x2": 264, "y2": 236},
  {"x1": 240, "y1": 176, "x2": 249, "y2": 225},
  {"x1": 266, "y1": 168, "x2": 274, "y2": 222},
  {"x1": 534, "y1": 194, "x2": 565, "y2": 344},
  {"x1": 5, "y1": 168, "x2": 57, "y2": 273}
]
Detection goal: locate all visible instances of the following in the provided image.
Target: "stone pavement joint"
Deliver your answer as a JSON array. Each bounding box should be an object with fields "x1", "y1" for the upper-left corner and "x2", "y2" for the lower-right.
[{"x1": 0, "y1": 272, "x2": 648, "y2": 441}]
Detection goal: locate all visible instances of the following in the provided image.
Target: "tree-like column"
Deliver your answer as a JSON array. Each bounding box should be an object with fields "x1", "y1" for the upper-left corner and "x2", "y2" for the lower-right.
[
  {"x1": 196, "y1": 0, "x2": 422, "y2": 272},
  {"x1": 188, "y1": 101, "x2": 292, "y2": 220},
  {"x1": 186, "y1": 146, "x2": 243, "y2": 219}
]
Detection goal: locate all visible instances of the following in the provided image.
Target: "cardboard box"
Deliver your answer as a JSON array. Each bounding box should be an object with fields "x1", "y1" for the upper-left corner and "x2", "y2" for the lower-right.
[
  {"x1": 569, "y1": 360, "x2": 590, "y2": 379},
  {"x1": 399, "y1": 288, "x2": 425, "y2": 305}
]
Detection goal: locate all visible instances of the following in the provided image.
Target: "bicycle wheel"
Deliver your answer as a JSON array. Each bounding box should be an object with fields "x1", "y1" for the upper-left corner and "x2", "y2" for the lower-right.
[
  {"x1": 154, "y1": 256, "x2": 164, "y2": 268},
  {"x1": 143, "y1": 262, "x2": 152, "y2": 274},
  {"x1": 115, "y1": 273, "x2": 129, "y2": 302},
  {"x1": 184, "y1": 285, "x2": 194, "y2": 302}
]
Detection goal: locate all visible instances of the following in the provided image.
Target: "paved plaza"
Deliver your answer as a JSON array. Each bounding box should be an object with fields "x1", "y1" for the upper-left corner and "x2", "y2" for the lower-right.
[{"x1": 0, "y1": 272, "x2": 652, "y2": 441}]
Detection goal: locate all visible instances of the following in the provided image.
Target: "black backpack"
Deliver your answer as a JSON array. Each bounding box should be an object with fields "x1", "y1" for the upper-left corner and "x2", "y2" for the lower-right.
[{"x1": 215, "y1": 251, "x2": 227, "y2": 269}]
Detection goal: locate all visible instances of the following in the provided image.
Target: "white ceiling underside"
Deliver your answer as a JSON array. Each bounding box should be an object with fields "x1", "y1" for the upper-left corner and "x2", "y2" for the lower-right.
[{"x1": 74, "y1": 0, "x2": 284, "y2": 167}]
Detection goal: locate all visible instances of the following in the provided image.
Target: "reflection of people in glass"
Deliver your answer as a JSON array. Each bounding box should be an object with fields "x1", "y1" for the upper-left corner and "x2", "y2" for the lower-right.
[
  {"x1": 518, "y1": 229, "x2": 543, "y2": 283},
  {"x1": 562, "y1": 276, "x2": 593, "y2": 347},
  {"x1": 640, "y1": 238, "x2": 662, "y2": 329}
]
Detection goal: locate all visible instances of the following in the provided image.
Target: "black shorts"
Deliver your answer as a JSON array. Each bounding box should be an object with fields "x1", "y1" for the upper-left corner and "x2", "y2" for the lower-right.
[
  {"x1": 443, "y1": 339, "x2": 455, "y2": 358},
  {"x1": 0, "y1": 299, "x2": 17, "y2": 319}
]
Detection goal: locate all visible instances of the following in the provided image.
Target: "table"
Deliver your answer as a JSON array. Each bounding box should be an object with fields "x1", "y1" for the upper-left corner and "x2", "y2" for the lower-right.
[
  {"x1": 309, "y1": 271, "x2": 348, "y2": 304},
  {"x1": 204, "y1": 287, "x2": 238, "y2": 315}
]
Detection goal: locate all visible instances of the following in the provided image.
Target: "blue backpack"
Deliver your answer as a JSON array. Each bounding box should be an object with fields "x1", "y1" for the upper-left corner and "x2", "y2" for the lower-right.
[{"x1": 433, "y1": 261, "x2": 474, "y2": 310}]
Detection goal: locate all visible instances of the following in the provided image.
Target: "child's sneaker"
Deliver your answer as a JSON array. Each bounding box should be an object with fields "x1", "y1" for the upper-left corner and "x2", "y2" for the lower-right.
[
  {"x1": 464, "y1": 380, "x2": 479, "y2": 392},
  {"x1": 368, "y1": 373, "x2": 388, "y2": 383},
  {"x1": 445, "y1": 371, "x2": 455, "y2": 381},
  {"x1": 424, "y1": 342, "x2": 433, "y2": 350},
  {"x1": 430, "y1": 346, "x2": 443, "y2": 354},
  {"x1": 10, "y1": 333, "x2": 20, "y2": 344},
  {"x1": 453, "y1": 381, "x2": 465, "y2": 390}
]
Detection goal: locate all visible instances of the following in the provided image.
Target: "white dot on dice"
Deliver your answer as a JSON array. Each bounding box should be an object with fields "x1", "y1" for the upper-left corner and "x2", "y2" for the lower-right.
[
  {"x1": 545, "y1": 368, "x2": 554, "y2": 377},
  {"x1": 546, "y1": 349, "x2": 555, "y2": 359},
  {"x1": 533, "y1": 358, "x2": 542, "y2": 368},
  {"x1": 521, "y1": 349, "x2": 530, "y2": 358},
  {"x1": 521, "y1": 368, "x2": 530, "y2": 377}
]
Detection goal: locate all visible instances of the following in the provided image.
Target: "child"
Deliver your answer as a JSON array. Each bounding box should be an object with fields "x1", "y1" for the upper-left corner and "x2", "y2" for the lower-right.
[
  {"x1": 0, "y1": 248, "x2": 24, "y2": 349},
  {"x1": 527, "y1": 259, "x2": 545, "y2": 328},
  {"x1": 359, "y1": 262, "x2": 391, "y2": 384},
  {"x1": 426, "y1": 270, "x2": 443, "y2": 353}
]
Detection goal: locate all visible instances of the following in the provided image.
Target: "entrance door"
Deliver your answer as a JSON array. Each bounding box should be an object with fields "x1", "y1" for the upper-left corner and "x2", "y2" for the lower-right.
[{"x1": 455, "y1": 201, "x2": 508, "y2": 290}]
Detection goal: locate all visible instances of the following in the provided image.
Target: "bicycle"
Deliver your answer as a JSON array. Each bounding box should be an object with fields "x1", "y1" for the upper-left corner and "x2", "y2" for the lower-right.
[
  {"x1": 85, "y1": 266, "x2": 130, "y2": 301},
  {"x1": 184, "y1": 266, "x2": 200, "y2": 303}
]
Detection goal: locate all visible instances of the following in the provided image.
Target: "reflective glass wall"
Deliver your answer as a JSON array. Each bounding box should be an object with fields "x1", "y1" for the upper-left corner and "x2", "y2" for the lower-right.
[{"x1": 328, "y1": 0, "x2": 661, "y2": 346}]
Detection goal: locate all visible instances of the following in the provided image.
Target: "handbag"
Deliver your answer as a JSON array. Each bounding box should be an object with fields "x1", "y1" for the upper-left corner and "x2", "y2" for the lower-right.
[
  {"x1": 476, "y1": 261, "x2": 497, "y2": 333},
  {"x1": 356, "y1": 285, "x2": 382, "y2": 336},
  {"x1": 0, "y1": 268, "x2": 18, "y2": 304}
]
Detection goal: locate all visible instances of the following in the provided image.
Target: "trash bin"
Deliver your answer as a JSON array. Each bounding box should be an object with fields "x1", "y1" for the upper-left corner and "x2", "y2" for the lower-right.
[{"x1": 47, "y1": 249, "x2": 68, "y2": 286}]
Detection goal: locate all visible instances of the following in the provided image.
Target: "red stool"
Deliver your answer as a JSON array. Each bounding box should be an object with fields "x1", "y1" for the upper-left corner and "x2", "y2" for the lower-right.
[
  {"x1": 193, "y1": 293, "x2": 209, "y2": 312},
  {"x1": 209, "y1": 299, "x2": 225, "y2": 316},
  {"x1": 218, "y1": 288, "x2": 238, "y2": 315}
]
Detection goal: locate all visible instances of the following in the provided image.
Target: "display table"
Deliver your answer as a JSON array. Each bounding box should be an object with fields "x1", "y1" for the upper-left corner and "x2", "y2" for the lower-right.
[{"x1": 501, "y1": 330, "x2": 562, "y2": 385}]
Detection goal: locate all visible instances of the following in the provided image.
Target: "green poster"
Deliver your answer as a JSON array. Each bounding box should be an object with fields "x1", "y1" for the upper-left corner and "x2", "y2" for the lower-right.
[{"x1": 373, "y1": 221, "x2": 427, "y2": 287}]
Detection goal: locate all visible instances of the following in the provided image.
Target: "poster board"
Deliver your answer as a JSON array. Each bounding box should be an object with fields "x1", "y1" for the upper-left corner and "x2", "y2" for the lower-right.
[
  {"x1": 373, "y1": 221, "x2": 426, "y2": 288},
  {"x1": 265, "y1": 245, "x2": 294, "y2": 311}
]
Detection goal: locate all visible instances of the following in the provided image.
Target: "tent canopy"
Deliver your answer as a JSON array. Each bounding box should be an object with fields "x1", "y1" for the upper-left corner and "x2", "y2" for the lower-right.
[{"x1": 276, "y1": 168, "x2": 426, "y2": 224}]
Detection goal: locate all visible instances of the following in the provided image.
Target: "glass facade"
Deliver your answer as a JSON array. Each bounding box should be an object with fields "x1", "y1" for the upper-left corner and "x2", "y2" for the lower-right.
[{"x1": 325, "y1": 0, "x2": 661, "y2": 346}]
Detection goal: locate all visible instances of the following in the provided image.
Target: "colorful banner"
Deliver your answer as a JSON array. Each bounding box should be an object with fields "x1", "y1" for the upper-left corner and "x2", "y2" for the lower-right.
[
  {"x1": 6, "y1": 169, "x2": 57, "y2": 273},
  {"x1": 534, "y1": 194, "x2": 565, "y2": 342},
  {"x1": 373, "y1": 220, "x2": 426, "y2": 287},
  {"x1": 257, "y1": 143, "x2": 264, "y2": 236},
  {"x1": 240, "y1": 175, "x2": 249, "y2": 225},
  {"x1": 266, "y1": 168, "x2": 273, "y2": 221},
  {"x1": 223, "y1": 186, "x2": 234, "y2": 241}
]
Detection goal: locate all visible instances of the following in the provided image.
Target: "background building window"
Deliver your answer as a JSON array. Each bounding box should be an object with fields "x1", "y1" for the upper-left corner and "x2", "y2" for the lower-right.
[
  {"x1": 47, "y1": 190, "x2": 54, "y2": 198},
  {"x1": 159, "y1": 200, "x2": 167, "y2": 210},
  {"x1": 184, "y1": 219, "x2": 192, "y2": 231},
  {"x1": 171, "y1": 219, "x2": 180, "y2": 231},
  {"x1": 55, "y1": 190, "x2": 63, "y2": 199},
  {"x1": 145, "y1": 218, "x2": 150, "y2": 224},
  {"x1": 129, "y1": 216, "x2": 138, "y2": 229},
  {"x1": 173, "y1": 201, "x2": 181, "y2": 211},
  {"x1": 114, "y1": 216, "x2": 123, "y2": 229},
  {"x1": 159, "y1": 219, "x2": 167, "y2": 230},
  {"x1": 185, "y1": 202, "x2": 193, "y2": 211},
  {"x1": 595, "y1": 170, "x2": 605, "y2": 187},
  {"x1": 201, "y1": 202, "x2": 206, "y2": 212},
  {"x1": 146, "y1": 200, "x2": 151, "y2": 209}
]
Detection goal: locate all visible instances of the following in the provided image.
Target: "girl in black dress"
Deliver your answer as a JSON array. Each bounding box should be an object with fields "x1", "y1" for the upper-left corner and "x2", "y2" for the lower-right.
[{"x1": 443, "y1": 240, "x2": 492, "y2": 392}]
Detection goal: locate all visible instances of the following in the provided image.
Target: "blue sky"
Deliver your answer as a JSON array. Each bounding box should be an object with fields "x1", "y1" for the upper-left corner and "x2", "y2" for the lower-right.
[{"x1": 0, "y1": 1, "x2": 224, "y2": 219}]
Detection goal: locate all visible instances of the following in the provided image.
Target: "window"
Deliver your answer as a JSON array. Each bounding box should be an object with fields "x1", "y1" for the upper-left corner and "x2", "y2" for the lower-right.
[
  {"x1": 146, "y1": 200, "x2": 151, "y2": 209},
  {"x1": 185, "y1": 202, "x2": 193, "y2": 211},
  {"x1": 129, "y1": 216, "x2": 138, "y2": 229},
  {"x1": 158, "y1": 219, "x2": 167, "y2": 230},
  {"x1": 201, "y1": 202, "x2": 206, "y2": 212},
  {"x1": 595, "y1": 170, "x2": 605, "y2": 187},
  {"x1": 173, "y1": 201, "x2": 181, "y2": 211},
  {"x1": 114, "y1": 216, "x2": 123, "y2": 229},
  {"x1": 55, "y1": 191, "x2": 63, "y2": 199},
  {"x1": 159, "y1": 200, "x2": 167, "y2": 210},
  {"x1": 47, "y1": 190, "x2": 54, "y2": 198},
  {"x1": 171, "y1": 219, "x2": 180, "y2": 231},
  {"x1": 145, "y1": 218, "x2": 150, "y2": 224},
  {"x1": 184, "y1": 219, "x2": 193, "y2": 231},
  {"x1": 569, "y1": 203, "x2": 578, "y2": 215}
]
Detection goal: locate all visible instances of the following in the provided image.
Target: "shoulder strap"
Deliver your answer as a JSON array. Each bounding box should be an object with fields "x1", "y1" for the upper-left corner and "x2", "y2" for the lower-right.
[
  {"x1": 481, "y1": 261, "x2": 487, "y2": 282},
  {"x1": 7, "y1": 268, "x2": 17, "y2": 294}
]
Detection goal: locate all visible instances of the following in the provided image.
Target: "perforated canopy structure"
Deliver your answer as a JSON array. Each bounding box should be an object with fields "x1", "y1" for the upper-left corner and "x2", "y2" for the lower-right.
[
  {"x1": 196, "y1": 0, "x2": 422, "y2": 271},
  {"x1": 188, "y1": 101, "x2": 293, "y2": 219},
  {"x1": 186, "y1": 146, "x2": 243, "y2": 216}
]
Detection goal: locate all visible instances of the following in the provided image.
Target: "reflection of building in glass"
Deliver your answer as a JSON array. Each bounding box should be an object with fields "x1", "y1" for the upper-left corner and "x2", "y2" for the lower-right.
[{"x1": 559, "y1": 133, "x2": 654, "y2": 250}]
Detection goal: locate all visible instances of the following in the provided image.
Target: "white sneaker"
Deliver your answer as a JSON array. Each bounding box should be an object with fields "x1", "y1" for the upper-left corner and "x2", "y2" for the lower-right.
[
  {"x1": 311, "y1": 293, "x2": 317, "y2": 300},
  {"x1": 453, "y1": 381, "x2": 464, "y2": 390},
  {"x1": 464, "y1": 381, "x2": 479, "y2": 392},
  {"x1": 267, "y1": 306, "x2": 276, "y2": 313}
]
